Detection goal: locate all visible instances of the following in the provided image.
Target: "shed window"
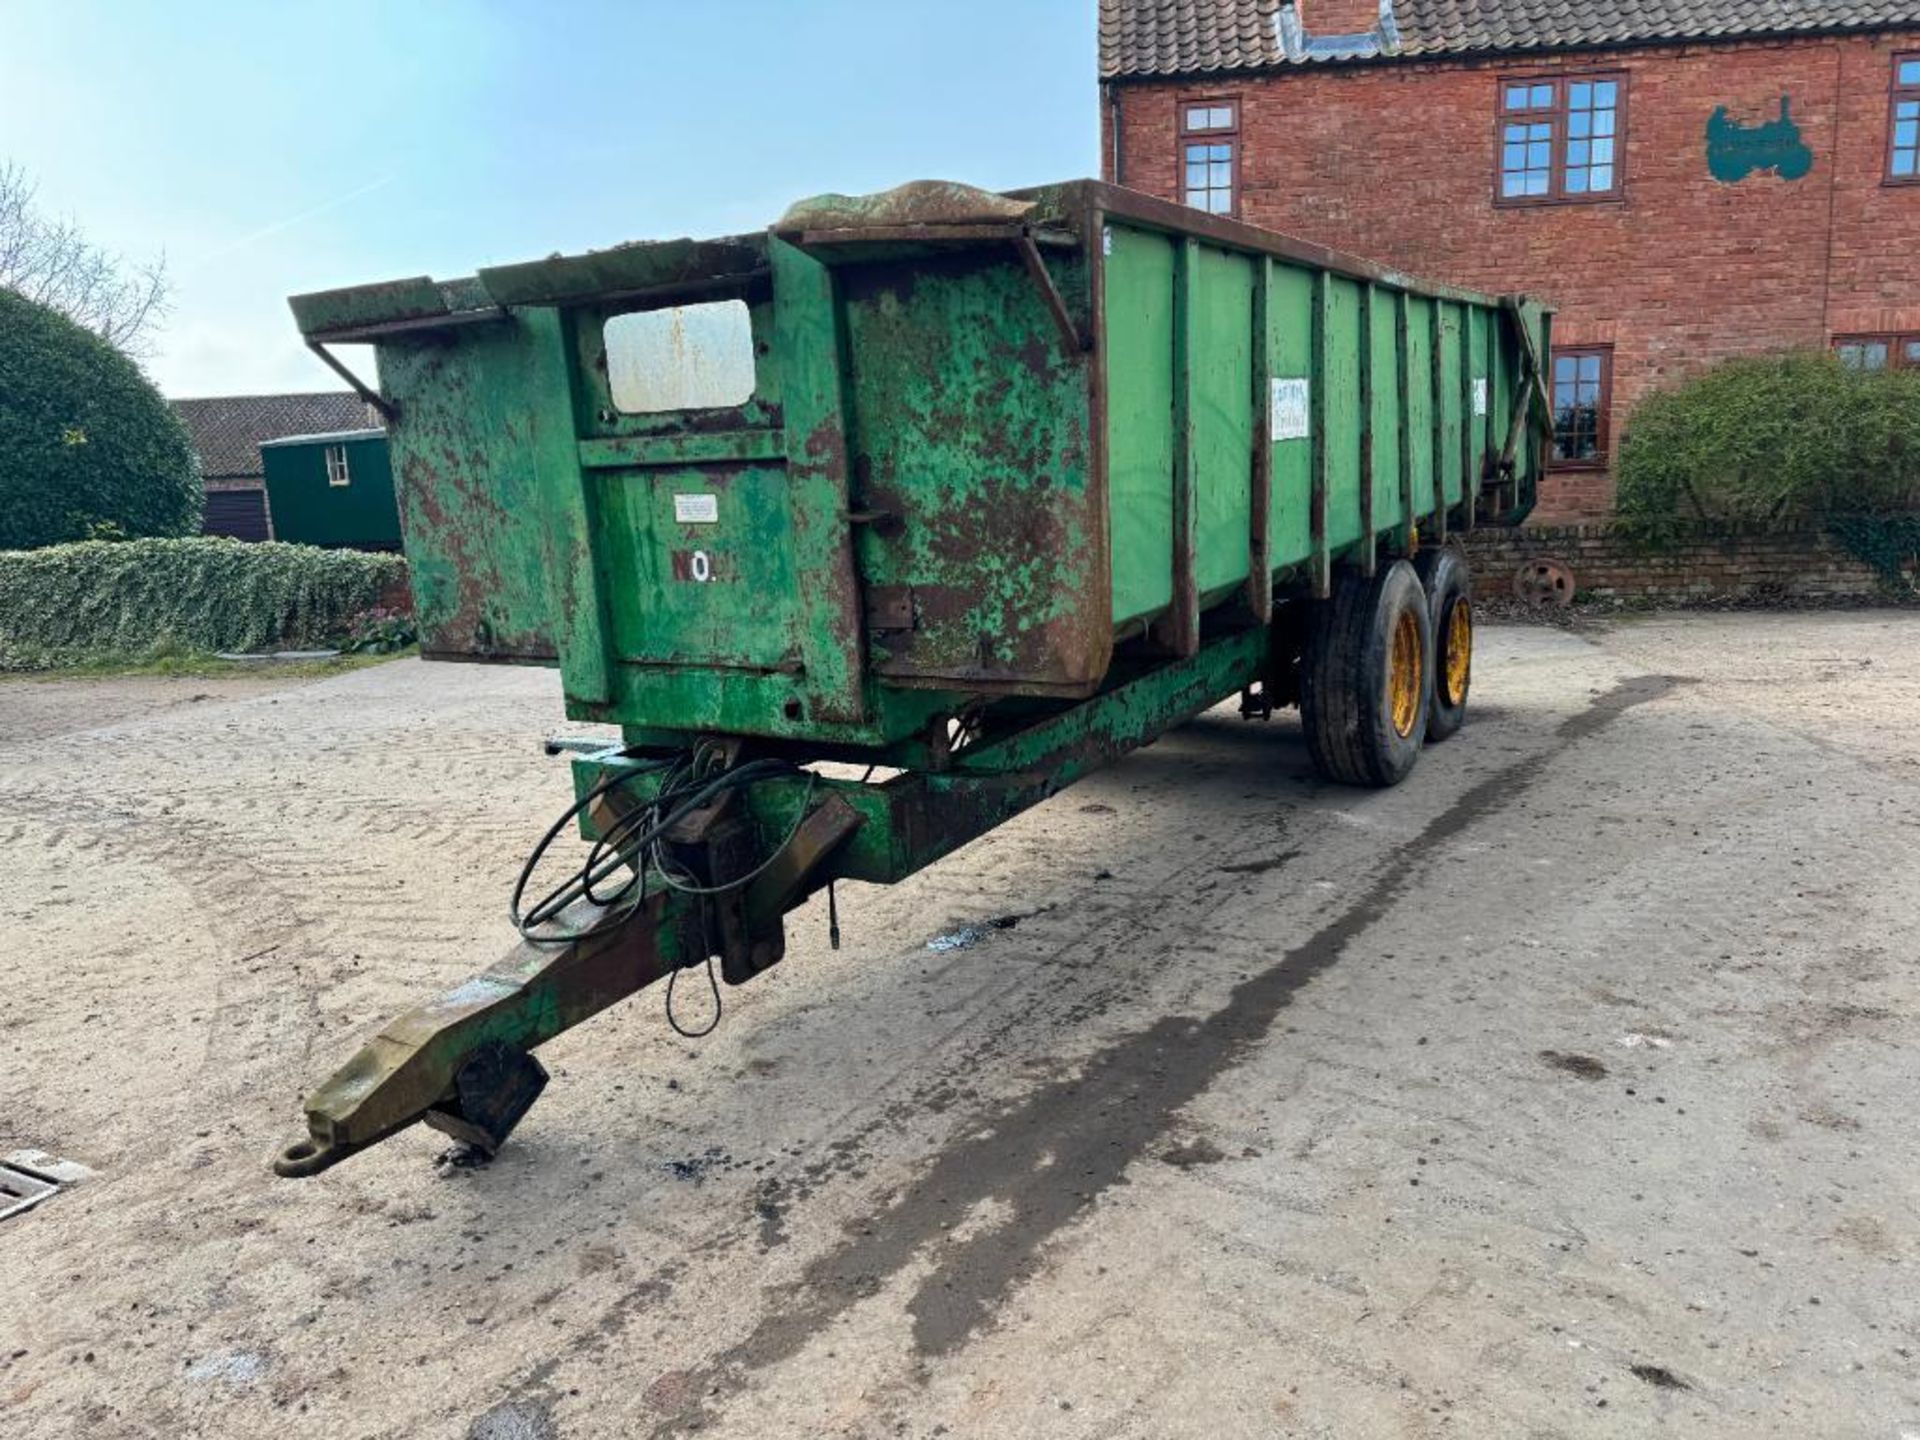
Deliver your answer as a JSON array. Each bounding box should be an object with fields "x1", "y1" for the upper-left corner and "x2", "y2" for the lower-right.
[
  {"x1": 1892, "y1": 53, "x2": 1920, "y2": 181},
  {"x1": 1180, "y1": 98, "x2": 1239, "y2": 215},
  {"x1": 1498, "y1": 74, "x2": 1624, "y2": 204},
  {"x1": 1551, "y1": 347, "x2": 1612, "y2": 466},
  {"x1": 325, "y1": 444, "x2": 351, "y2": 487},
  {"x1": 1836, "y1": 334, "x2": 1920, "y2": 370}
]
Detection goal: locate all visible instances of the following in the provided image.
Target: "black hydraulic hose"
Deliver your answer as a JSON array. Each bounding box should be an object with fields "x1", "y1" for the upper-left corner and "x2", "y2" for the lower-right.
[{"x1": 510, "y1": 757, "x2": 803, "y2": 944}]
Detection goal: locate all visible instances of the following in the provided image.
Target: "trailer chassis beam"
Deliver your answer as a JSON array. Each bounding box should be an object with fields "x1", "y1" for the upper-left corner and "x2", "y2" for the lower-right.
[{"x1": 274, "y1": 626, "x2": 1271, "y2": 1177}]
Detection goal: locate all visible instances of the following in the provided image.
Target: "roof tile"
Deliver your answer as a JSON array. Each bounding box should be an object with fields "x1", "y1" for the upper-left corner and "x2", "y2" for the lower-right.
[
  {"x1": 1101, "y1": 0, "x2": 1920, "y2": 76},
  {"x1": 171, "y1": 392, "x2": 380, "y2": 480}
]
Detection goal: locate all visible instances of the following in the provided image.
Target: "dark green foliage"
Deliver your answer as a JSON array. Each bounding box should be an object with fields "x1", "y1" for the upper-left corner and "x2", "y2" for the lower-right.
[
  {"x1": 0, "y1": 538, "x2": 407, "y2": 669},
  {"x1": 0, "y1": 288, "x2": 199, "y2": 549},
  {"x1": 1823, "y1": 513, "x2": 1920, "y2": 588},
  {"x1": 338, "y1": 605, "x2": 417, "y2": 655},
  {"x1": 1616, "y1": 352, "x2": 1920, "y2": 535}
]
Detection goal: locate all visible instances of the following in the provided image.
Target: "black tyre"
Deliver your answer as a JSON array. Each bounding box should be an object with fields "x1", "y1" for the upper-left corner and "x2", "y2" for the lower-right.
[
  {"x1": 1414, "y1": 545, "x2": 1473, "y2": 742},
  {"x1": 1300, "y1": 560, "x2": 1433, "y2": 787}
]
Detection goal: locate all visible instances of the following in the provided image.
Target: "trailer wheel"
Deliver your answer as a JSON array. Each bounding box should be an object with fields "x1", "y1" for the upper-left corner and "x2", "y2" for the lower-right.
[
  {"x1": 1301, "y1": 560, "x2": 1433, "y2": 787},
  {"x1": 1414, "y1": 545, "x2": 1473, "y2": 742}
]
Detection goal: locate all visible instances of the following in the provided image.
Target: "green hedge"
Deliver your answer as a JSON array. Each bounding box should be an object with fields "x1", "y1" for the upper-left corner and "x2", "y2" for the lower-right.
[
  {"x1": 1616, "y1": 352, "x2": 1920, "y2": 530},
  {"x1": 0, "y1": 538, "x2": 407, "y2": 670},
  {"x1": 0, "y1": 289, "x2": 200, "y2": 549}
]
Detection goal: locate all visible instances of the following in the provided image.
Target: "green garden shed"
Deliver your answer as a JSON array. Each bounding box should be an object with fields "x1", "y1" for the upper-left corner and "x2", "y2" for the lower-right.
[{"x1": 259, "y1": 427, "x2": 399, "y2": 550}]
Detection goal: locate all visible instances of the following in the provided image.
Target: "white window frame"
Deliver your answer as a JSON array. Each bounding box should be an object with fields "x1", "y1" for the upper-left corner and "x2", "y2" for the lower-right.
[{"x1": 325, "y1": 444, "x2": 351, "y2": 487}]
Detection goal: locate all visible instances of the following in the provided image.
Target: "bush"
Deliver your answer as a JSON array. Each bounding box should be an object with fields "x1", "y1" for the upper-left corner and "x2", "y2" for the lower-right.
[
  {"x1": 0, "y1": 537, "x2": 407, "y2": 670},
  {"x1": 337, "y1": 605, "x2": 418, "y2": 655},
  {"x1": 1615, "y1": 352, "x2": 1920, "y2": 532},
  {"x1": 0, "y1": 288, "x2": 200, "y2": 549}
]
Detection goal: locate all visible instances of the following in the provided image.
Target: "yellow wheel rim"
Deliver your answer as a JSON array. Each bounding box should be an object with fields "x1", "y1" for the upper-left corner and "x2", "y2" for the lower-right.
[
  {"x1": 1442, "y1": 599, "x2": 1472, "y2": 707},
  {"x1": 1388, "y1": 607, "x2": 1423, "y2": 739}
]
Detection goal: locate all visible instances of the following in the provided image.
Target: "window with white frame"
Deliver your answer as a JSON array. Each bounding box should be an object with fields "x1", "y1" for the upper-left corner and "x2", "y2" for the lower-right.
[
  {"x1": 325, "y1": 444, "x2": 351, "y2": 487},
  {"x1": 1180, "y1": 99, "x2": 1239, "y2": 216}
]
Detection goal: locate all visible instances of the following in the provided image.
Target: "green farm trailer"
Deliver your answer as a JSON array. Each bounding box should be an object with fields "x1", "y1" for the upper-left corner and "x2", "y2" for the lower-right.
[{"x1": 273, "y1": 179, "x2": 1551, "y2": 1176}]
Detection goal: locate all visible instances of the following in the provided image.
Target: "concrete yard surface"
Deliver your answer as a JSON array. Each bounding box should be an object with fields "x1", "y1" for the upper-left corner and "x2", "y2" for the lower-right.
[{"x1": 2, "y1": 612, "x2": 1918, "y2": 1438}]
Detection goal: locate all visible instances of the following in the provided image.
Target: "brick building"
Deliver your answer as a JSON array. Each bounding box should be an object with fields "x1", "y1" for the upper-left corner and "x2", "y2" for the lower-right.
[{"x1": 1099, "y1": 0, "x2": 1920, "y2": 519}]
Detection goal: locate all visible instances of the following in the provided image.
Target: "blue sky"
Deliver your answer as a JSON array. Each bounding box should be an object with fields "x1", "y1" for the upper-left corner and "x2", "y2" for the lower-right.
[{"x1": 0, "y1": 1, "x2": 1099, "y2": 397}]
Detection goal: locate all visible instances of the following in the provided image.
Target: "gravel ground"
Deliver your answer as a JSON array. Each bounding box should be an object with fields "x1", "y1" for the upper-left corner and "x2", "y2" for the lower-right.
[{"x1": 3, "y1": 612, "x2": 1918, "y2": 1439}]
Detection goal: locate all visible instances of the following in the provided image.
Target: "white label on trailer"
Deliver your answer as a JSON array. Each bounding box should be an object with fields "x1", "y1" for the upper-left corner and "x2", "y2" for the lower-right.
[
  {"x1": 1271, "y1": 378, "x2": 1311, "y2": 442},
  {"x1": 673, "y1": 493, "x2": 719, "y2": 525},
  {"x1": 1102, "y1": 225, "x2": 1114, "y2": 256},
  {"x1": 1473, "y1": 378, "x2": 1489, "y2": 416}
]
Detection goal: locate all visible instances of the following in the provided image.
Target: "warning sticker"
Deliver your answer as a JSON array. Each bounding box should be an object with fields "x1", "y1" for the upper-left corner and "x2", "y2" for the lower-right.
[
  {"x1": 1473, "y1": 378, "x2": 1489, "y2": 417},
  {"x1": 1270, "y1": 377, "x2": 1310, "y2": 442},
  {"x1": 673, "y1": 493, "x2": 718, "y2": 525}
]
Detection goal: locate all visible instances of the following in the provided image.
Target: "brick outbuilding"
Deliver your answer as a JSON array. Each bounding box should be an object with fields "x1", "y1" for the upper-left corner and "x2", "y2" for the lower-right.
[{"x1": 1099, "y1": 1, "x2": 1920, "y2": 519}]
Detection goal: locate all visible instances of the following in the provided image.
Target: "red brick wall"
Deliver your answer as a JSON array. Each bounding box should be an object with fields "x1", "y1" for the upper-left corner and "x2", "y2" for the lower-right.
[
  {"x1": 1108, "y1": 32, "x2": 1920, "y2": 522},
  {"x1": 1461, "y1": 523, "x2": 1889, "y2": 602},
  {"x1": 1300, "y1": 0, "x2": 1379, "y2": 33}
]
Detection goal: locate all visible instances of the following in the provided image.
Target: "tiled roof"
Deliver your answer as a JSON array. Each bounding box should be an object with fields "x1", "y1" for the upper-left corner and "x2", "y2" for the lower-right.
[
  {"x1": 1100, "y1": 0, "x2": 1920, "y2": 76},
  {"x1": 170, "y1": 392, "x2": 379, "y2": 480}
]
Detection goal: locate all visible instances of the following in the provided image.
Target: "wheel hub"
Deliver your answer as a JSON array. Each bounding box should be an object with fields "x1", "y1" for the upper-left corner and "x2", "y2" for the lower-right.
[
  {"x1": 1441, "y1": 598, "x2": 1472, "y2": 707},
  {"x1": 1388, "y1": 608, "x2": 1423, "y2": 739}
]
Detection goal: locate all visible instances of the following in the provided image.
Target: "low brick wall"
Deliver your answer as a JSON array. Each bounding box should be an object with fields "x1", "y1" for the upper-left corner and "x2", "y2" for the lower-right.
[{"x1": 1459, "y1": 523, "x2": 1888, "y2": 603}]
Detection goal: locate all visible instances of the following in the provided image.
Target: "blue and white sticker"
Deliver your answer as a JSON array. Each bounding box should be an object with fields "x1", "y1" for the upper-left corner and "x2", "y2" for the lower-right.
[{"x1": 1270, "y1": 378, "x2": 1311, "y2": 441}]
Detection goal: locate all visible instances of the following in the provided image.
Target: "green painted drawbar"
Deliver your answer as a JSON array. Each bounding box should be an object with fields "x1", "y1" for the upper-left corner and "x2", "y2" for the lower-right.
[
  {"x1": 291, "y1": 180, "x2": 1549, "y2": 754},
  {"x1": 273, "y1": 181, "x2": 1552, "y2": 1176}
]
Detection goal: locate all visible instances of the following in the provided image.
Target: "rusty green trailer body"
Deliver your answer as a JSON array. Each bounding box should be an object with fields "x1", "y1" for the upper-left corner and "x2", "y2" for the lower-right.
[
  {"x1": 276, "y1": 180, "x2": 1551, "y2": 1176},
  {"x1": 291, "y1": 180, "x2": 1548, "y2": 754}
]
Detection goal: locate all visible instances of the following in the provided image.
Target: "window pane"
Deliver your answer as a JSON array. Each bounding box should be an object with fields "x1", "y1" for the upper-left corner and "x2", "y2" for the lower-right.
[
  {"x1": 1897, "y1": 100, "x2": 1918, "y2": 120},
  {"x1": 1531, "y1": 84, "x2": 1554, "y2": 107},
  {"x1": 1187, "y1": 164, "x2": 1207, "y2": 189},
  {"x1": 1594, "y1": 109, "x2": 1616, "y2": 137},
  {"x1": 1896, "y1": 120, "x2": 1918, "y2": 148},
  {"x1": 1592, "y1": 137, "x2": 1615, "y2": 164},
  {"x1": 1579, "y1": 355, "x2": 1601, "y2": 383},
  {"x1": 1594, "y1": 81, "x2": 1617, "y2": 106},
  {"x1": 1567, "y1": 139, "x2": 1589, "y2": 166},
  {"x1": 1505, "y1": 84, "x2": 1531, "y2": 110},
  {"x1": 1210, "y1": 161, "x2": 1232, "y2": 185},
  {"x1": 1566, "y1": 168, "x2": 1588, "y2": 194},
  {"x1": 1209, "y1": 190, "x2": 1232, "y2": 213},
  {"x1": 1895, "y1": 149, "x2": 1916, "y2": 176},
  {"x1": 1529, "y1": 141, "x2": 1552, "y2": 167},
  {"x1": 1906, "y1": 340, "x2": 1920, "y2": 365},
  {"x1": 1214, "y1": 106, "x2": 1234, "y2": 128},
  {"x1": 1590, "y1": 164, "x2": 1613, "y2": 190},
  {"x1": 1527, "y1": 172, "x2": 1549, "y2": 195},
  {"x1": 1571, "y1": 82, "x2": 1593, "y2": 108},
  {"x1": 1900, "y1": 59, "x2": 1920, "y2": 86},
  {"x1": 1569, "y1": 111, "x2": 1591, "y2": 138},
  {"x1": 1186, "y1": 106, "x2": 1206, "y2": 128}
]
